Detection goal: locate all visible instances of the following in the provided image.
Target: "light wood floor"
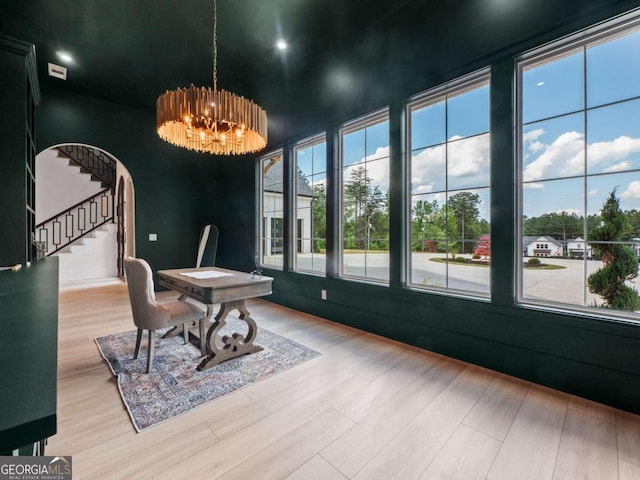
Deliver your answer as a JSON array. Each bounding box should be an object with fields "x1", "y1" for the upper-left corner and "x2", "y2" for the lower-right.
[{"x1": 50, "y1": 282, "x2": 640, "y2": 480}]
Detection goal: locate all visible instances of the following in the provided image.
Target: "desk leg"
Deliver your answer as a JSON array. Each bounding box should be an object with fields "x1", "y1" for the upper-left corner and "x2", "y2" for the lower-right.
[{"x1": 197, "y1": 299, "x2": 263, "y2": 371}]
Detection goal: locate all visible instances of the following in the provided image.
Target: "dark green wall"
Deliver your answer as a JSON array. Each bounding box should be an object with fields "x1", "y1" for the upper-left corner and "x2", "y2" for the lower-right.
[
  {"x1": 211, "y1": 1, "x2": 640, "y2": 414},
  {"x1": 36, "y1": 85, "x2": 226, "y2": 274},
  {"x1": 31, "y1": 0, "x2": 640, "y2": 414}
]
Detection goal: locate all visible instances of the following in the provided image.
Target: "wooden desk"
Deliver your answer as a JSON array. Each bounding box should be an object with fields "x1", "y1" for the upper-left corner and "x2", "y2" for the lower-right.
[{"x1": 157, "y1": 267, "x2": 272, "y2": 371}]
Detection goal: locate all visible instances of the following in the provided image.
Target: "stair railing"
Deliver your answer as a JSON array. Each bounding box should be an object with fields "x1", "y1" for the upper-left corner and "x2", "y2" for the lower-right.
[
  {"x1": 35, "y1": 188, "x2": 114, "y2": 256},
  {"x1": 56, "y1": 145, "x2": 116, "y2": 190}
]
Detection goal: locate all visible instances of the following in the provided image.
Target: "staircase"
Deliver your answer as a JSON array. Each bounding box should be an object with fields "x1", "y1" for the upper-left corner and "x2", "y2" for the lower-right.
[{"x1": 35, "y1": 146, "x2": 118, "y2": 282}]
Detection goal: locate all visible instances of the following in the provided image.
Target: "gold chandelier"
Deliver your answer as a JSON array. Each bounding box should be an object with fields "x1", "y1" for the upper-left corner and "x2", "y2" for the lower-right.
[{"x1": 156, "y1": 0, "x2": 267, "y2": 155}]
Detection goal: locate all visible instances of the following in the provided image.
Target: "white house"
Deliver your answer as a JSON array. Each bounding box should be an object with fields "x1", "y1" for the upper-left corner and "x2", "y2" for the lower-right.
[
  {"x1": 566, "y1": 237, "x2": 592, "y2": 259},
  {"x1": 523, "y1": 235, "x2": 563, "y2": 257},
  {"x1": 263, "y1": 160, "x2": 314, "y2": 256}
]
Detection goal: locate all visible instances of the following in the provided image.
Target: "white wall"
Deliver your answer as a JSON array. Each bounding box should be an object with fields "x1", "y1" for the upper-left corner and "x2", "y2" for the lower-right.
[
  {"x1": 35, "y1": 148, "x2": 103, "y2": 223},
  {"x1": 36, "y1": 145, "x2": 126, "y2": 283}
]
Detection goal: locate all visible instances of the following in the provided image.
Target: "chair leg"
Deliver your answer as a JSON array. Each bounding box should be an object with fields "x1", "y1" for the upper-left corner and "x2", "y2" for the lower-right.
[
  {"x1": 134, "y1": 328, "x2": 143, "y2": 359},
  {"x1": 183, "y1": 323, "x2": 189, "y2": 344},
  {"x1": 146, "y1": 329, "x2": 155, "y2": 374}
]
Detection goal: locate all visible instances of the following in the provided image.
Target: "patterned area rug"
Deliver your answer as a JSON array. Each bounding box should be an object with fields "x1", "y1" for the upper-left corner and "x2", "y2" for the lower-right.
[{"x1": 95, "y1": 318, "x2": 320, "y2": 432}]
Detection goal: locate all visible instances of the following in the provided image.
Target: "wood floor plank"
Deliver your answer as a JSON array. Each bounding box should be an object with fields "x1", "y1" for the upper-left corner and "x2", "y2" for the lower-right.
[
  {"x1": 321, "y1": 357, "x2": 464, "y2": 479},
  {"x1": 153, "y1": 372, "x2": 370, "y2": 480},
  {"x1": 462, "y1": 373, "x2": 530, "y2": 441},
  {"x1": 487, "y1": 385, "x2": 568, "y2": 480},
  {"x1": 552, "y1": 409, "x2": 618, "y2": 480},
  {"x1": 617, "y1": 409, "x2": 640, "y2": 467},
  {"x1": 47, "y1": 282, "x2": 639, "y2": 480},
  {"x1": 568, "y1": 395, "x2": 616, "y2": 423},
  {"x1": 332, "y1": 351, "x2": 433, "y2": 422},
  {"x1": 285, "y1": 455, "x2": 348, "y2": 480},
  {"x1": 83, "y1": 423, "x2": 217, "y2": 480},
  {"x1": 216, "y1": 408, "x2": 354, "y2": 480},
  {"x1": 446, "y1": 364, "x2": 495, "y2": 401},
  {"x1": 418, "y1": 424, "x2": 502, "y2": 480},
  {"x1": 619, "y1": 459, "x2": 640, "y2": 480},
  {"x1": 351, "y1": 389, "x2": 476, "y2": 480}
]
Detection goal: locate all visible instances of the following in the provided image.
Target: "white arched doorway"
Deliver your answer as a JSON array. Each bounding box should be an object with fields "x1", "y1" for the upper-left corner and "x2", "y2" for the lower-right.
[{"x1": 35, "y1": 143, "x2": 135, "y2": 285}]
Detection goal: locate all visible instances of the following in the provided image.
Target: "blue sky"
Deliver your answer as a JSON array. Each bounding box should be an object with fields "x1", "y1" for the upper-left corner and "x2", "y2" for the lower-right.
[
  {"x1": 522, "y1": 27, "x2": 640, "y2": 217},
  {"x1": 293, "y1": 27, "x2": 640, "y2": 223}
]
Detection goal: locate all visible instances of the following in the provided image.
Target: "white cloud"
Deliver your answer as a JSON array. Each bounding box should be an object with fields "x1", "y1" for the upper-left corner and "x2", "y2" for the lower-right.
[
  {"x1": 523, "y1": 182, "x2": 545, "y2": 189},
  {"x1": 523, "y1": 129, "x2": 544, "y2": 142},
  {"x1": 588, "y1": 136, "x2": 640, "y2": 168},
  {"x1": 523, "y1": 131, "x2": 584, "y2": 182},
  {"x1": 410, "y1": 134, "x2": 490, "y2": 192},
  {"x1": 556, "y1": 208, "x2": 581, "y2": 215},
  {"x1": 589, "y1": 189, "x2": 598, "y2": 196},
  {"x1": 620, "y1": 180, "x2": 640, "y2": 199},
  {"x1": 344, "y1": 146, "x2": 390, "y2": 193},
  {"x1": 603, "y1": 161, "x2": 631, "y2": 173},
  {"x1": 524, "y1": 131, "x2": 640, "y2": 181}
]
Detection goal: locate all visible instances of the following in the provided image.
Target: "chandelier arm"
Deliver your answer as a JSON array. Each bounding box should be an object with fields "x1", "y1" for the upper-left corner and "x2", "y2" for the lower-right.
[{"x1": 213, "y1": 0, "x2": 217, "y2": 94}]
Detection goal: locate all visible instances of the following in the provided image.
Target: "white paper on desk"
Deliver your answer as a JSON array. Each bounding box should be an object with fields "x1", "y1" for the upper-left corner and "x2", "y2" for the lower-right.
[{"x1": 179, "y1": 270, "x2": 234, "y2": 279}]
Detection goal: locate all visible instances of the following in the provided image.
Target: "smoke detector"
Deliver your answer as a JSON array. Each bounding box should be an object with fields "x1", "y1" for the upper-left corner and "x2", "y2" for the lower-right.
[{"x1": 48, "y1": 62, "x2": 67, "y2": 80}]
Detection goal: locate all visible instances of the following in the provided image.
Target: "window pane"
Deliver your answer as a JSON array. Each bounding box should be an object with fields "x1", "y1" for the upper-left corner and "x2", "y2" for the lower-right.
[
  {"x1": 522, "y1": 113, "x2": 584, "y2": 182},
  {"x1": 410, "y1": 193, "x2": 449, "y2": 287},
  {"x1": 522, "y1": 178, "x2": 585, "y2": 305},
  {"x1": 522, "y1": 50, "x2": 584, "y2": 123},
  {"x1": 587, "y1": 98, "x2": 640, "y2": 174},
  {"x1": 447, "y1": 133, "x2": 490, "y2": 190},
  {"x1": 296, "y1": 145, "x2": 313, "y2": 178},
  {"x1": 260, "y1": 153, "x2": 284, "y2": 268},
  {"x1": 411, "y1": 100, "x2": 446, "y2": 149},
  {"x1": 340, "y1": 111, "x2": 390, "y2": 283},
  {"x1": 587, "y1": 29, "x2": 640, "y2": 107},
  {"x1": 448, "y1": 84, "x2": 490, "y2": 139},
  {"x1": 407, "y1": 72, "x2": 490, "y2": 296},
  {"x1": 365, "y1": 120, "x2": 390, "y2": 159},
  {"x1": 294, "y1": 136, "x2": 326, "y2": 275},
  {"x1": 518, "y1": 14, "x2": 640, "y2": 320},
  {"x1": 447, "y1": 188, "x2": 490, "y2": 294},
  {"x1": 411, "y1": 145, "x2": 446, "y2": 194},
  {"x1": 343, "y1": 129, "x2": 365, "y2": 167}
]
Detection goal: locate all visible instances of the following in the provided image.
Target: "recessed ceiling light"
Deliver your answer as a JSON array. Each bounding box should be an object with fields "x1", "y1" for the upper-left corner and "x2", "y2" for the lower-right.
[
  {"x1": 56, "y1": 51, "x2": 74, "y2": 64},
  {"x1": 276, "y1": 39, "x2": 288, "y2": 51}
]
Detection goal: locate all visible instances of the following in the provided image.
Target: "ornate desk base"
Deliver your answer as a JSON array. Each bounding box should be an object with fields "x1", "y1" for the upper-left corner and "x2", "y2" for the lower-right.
[{"x1": 196, "y1": 300, "x2": 263, "y2": 371}]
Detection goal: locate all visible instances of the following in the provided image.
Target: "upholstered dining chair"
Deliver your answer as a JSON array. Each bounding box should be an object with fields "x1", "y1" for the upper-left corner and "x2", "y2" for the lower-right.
[{"x1": 124, "y1": 257, "x2": 207, "y2": 373}]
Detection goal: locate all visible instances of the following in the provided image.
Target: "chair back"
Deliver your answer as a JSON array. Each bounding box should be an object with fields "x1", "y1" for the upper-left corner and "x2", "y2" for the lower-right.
[
  {"x1": 196, "y1": 224, "x2": 219, "y2": 268},
  {"x1": 124, "y1": 257, "x2": 170, "y2": 330}
]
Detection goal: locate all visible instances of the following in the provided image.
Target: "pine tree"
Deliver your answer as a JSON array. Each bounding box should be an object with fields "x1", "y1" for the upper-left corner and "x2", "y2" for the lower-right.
[{"x1": 587, "y1": 190, "x2": 640, "y2": 311}]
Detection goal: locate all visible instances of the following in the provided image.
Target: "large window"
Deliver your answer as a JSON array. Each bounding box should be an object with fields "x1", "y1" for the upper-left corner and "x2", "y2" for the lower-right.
[
  {"x1": 339, "y1": 109, "x2": 390, "y2": 283},
  {"x1": 259, "y1": 149, "x2": 284, "y2": 268},
  {"x1": 407, "y1": 70, "x2": 491, "y2": 296},
  {"x1": 294, "y1": 134, "x2": 327, "y2": 275},
  {"x1": 517, "y1": 13, "x2": 640, "y2": 319}
]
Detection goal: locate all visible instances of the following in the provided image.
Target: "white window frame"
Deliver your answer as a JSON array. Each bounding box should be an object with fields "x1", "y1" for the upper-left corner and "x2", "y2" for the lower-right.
[
  {"x1": 293, "y1": 132, "x2": 327, "y2": 276},
  {"x1": 515, "y1": 9, "x2": 640, "y2": 322},
  {"x1": 405, "y1": 68, "x2": 491, "y2": 298},
  {"x1": 338, "y1": 107, "x2": 390, "y2": 284},
  {"x1": 258, "y1": 148, "x2": 284, "y2": 270}
]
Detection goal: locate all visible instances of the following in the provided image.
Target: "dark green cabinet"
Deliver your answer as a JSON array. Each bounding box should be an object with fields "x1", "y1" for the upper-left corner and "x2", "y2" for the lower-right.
[{"x1": 0, "y1": 34, "x2": 40, "y2": 267}]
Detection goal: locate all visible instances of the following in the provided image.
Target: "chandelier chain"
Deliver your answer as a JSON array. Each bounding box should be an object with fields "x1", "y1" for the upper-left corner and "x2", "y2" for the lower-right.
[{"x1": 212, "y1": 0, "x2": 218, "y2": 93}]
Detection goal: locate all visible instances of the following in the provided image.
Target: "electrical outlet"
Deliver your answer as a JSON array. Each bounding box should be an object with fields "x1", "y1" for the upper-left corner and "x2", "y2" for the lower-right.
[{"x1": 321, "y1": 289, "x2": 327, "y2": 300}]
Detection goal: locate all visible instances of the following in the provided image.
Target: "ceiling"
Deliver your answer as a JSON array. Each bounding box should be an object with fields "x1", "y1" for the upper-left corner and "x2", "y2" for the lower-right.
[
  {"x1": 1, "y1": 0, "x2": 422, "y2": 142},
  {"x1": 2, "y1": 0, "x2": 634, "y2": 146}
]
